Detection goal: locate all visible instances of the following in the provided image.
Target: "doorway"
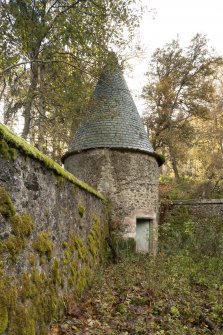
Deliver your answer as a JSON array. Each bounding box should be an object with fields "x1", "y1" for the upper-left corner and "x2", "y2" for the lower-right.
[{"x1": 136, "y1": 218, "x2": 152, "y2": 253}]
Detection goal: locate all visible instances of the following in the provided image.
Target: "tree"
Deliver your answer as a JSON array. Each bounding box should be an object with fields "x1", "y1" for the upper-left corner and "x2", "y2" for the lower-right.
[
  {"x1": 142, "y1": 34, "x2": 221, "y2": 180},
  {"x1": 190, "y1": 69, "x2": 223, "y2": 190},
  {"x1": 0, "y1": 0, "x2": 142, "y2": 160}
]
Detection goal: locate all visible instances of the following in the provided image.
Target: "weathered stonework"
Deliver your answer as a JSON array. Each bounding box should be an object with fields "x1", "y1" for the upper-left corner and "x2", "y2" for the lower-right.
[
  {"x1": 63, "y1": 57, "x2": 162, "y2": 254},
  {"x1": 64, "y1": 148, "x2": 159, "y2": 254},
  {"x1": 162, "y1": 199, "x2": 223, "y2": 223},
  {"x1": 0, "y1": 126, "x2": 108, "y2": 335}
]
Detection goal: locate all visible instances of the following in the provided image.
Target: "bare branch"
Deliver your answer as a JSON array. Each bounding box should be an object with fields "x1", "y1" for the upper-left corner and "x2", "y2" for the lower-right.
[
  {"x1": 46, "y1": 0, "x2": 60, "y2": 14},
  {"x1": 0, "y1": 59, "x2": 94, "y2": 78},
  {"x1": 0, "y1": 78, "x2": 6, "y2": 100}
]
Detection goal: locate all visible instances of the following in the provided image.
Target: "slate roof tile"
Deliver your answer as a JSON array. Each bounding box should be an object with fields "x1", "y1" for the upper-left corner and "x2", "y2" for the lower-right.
[{"x1": 67, "y1": 61, "x2": 154, "y2": 154}]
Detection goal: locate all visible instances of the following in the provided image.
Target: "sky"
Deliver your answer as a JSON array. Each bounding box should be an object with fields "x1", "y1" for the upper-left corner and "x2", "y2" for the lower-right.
[{"x1": 126, "y1": 0, "x2": 223, "y2": 115}]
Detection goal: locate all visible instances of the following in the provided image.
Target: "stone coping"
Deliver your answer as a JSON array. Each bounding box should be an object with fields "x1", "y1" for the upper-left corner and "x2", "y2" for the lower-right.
[
  {"x1": 172, "y1": 199, "x2": 223, "y2": 205},
  {"x1": 0, "y1": 123, "x2": 106, "y2": 201}
]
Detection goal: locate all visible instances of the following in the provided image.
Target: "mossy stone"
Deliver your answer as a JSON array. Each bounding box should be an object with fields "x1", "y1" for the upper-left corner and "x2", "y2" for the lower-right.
[
  {"x1": 8, "y1": 304, "x2": 35, "y2": 335},
  {"x1": 78, "y1": 204, "x2": 85, "y2": 218},
  {"x1": 68, "y1": 260, "x2": 78, "y2": 287},
  {"x1": 87, "y1": 215, "x2": 104, "y2": 258},
  {"x1": 19, "y1": 273, "x2": 37, "y2": 300},
  {"x1": 33, "y1": 231, "x2": 53, "y2": 259},
  {"x1": 51, "y1": 259, "x2": 63, "y2": 286},
  {"x1": 72, "y1": 235, "x2": 88, "y2": 261},
  {"x1": 0, "y1": 186, "x2": 16, "y2": 218},
  {"x1": 29, "y1": 253, "x2": 36, "y2": 266},
  {"x1": 0, "y1": 139, "x2": 17, "y2": 161},
  {"x1": 0, "y1": 302, "x2": 8, "y2": 333},
  {"x1": 3, "y1": 235, "x2": 26, "y2": 261},
  {"x1": 10, "y1": 213, "x2": 34, "y2": 237},
  {"x1": 0, "y1": 123, "x2": 106, "y2": 201}
]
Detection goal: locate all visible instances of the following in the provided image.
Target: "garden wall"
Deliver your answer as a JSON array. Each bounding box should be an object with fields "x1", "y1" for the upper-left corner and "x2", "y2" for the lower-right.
[
  {"x1": 161, "y1": 199, "x2": 223, "y2": 224},
  {"x1": 0, "y1": 124, "x2": 108, "y2": 335}
]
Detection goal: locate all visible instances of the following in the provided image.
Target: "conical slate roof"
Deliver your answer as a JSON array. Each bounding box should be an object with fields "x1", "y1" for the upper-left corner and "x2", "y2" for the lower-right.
[{"x1": 65, "y1": 61, "x2": 154, "y2": 156}]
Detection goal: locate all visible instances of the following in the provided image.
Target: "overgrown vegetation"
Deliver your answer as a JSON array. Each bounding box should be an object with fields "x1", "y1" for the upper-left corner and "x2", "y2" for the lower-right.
[
  {"x1": 159, "y1": 175, "x2": 223, "y2": 200},
  {"x1": 54, "y1": 255, "x2": 223, "y2": 334},
  {"x1": 52, "y1": 207, "x2": 223, "y2": 335},
  {"x1": 159, "y1": 207, "x2": 223, "y2": 257}
]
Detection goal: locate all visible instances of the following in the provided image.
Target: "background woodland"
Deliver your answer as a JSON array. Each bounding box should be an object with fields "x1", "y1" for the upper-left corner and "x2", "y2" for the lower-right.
[{"x1": 1, "y1": 0, "x2": 223, "y2": 198}]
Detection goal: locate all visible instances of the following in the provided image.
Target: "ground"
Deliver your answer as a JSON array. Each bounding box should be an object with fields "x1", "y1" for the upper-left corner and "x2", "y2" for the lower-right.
[{"x1": 49, "y1": 254, "x2": 223, "y2": 335}]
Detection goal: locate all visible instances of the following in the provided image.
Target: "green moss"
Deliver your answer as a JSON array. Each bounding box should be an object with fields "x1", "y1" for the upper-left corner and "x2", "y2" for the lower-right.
[
  {"x1": 0, "y1": 123, "x2": 106, "y2": 201},
  {"x1": 63, "y1": 248, "x2": 73, "y2": 265},
  {"x1": 76, "y1": 266, "x2": 92, "y2": 296},
  {"x1": 11, "y1": 213, "x2": 34, "y2": 237},
  {"x1": 76, "y1": 277, "x2": 87, "y2": 295},
  {"x1": 19, "y1": 273, "x2": 37, "y2": 300},
  {"x1": 0, "y1": 138, "x2": 17, "y2": 160},
  {"x1": 68, "y1": 259, "x2": 78, "y2": 288},
  {"x1": 0, "y1": 275, "x2": 17, "y2": 333},
  {"x1": 29, "y1": 253, "x2": 36, "y2": 266},
  {"x1": 20, "y1": 269, "x2": 64, "y2": 332},
  {"x1": 62, "y1": 241, "x2": 68, "y2": 249},
  {"x1": 63, "y1": 234, "x2": 88, "y2": 264},
  {"x1": 72, "y1": 235, "x2": 88, "y2": 261},
  {"x1": 87, "y1": 233, "x2": 98, "y2": 257},
  {"x1": 33, "y1": 231, "x2": 53, "y2": 259},
  {"x1": 63, "y1": 218, "x2": 108, "y2": 292},
  {"x1": 3, "y1": 235, "x2": 26, "y2": 261},
  {"x1": 0, "y1": 302, "x2": 8, "y2": 333},
  {"x1": 0, "y1": 189, "x2": 35, "y2": 261},
  {"x1": 31, "y1": 269, "x2": 42, "y2": 285},
  {"x1": 0, "y1": 213, "x2": 34, "y2": 261},
  {"x1": 0, "y1": 185, "x2": 16, "y2": 218},
  {"x1": 78, "y1": 204, "x2": 85, "y2": 218},
  {"x1": 8, "y1": 304, "x2": 35, "y2": 335},
  {"x1": 39, "y1": 255, "x2": 47, "y2": 265},
  {"x1": 0, "y1": 274, "x2": 17, "y2": 309},
  {"x1": 0, "y1": 255, "x2": 96, "y2": 335},
  {"x1": 87, "y1": 215, "x2": 104, "y2": 258},
  {"x1": 0, "y1": 181, "x2": 108, "y2": 334},
  {"x1": 56, "y1": 175, "x2": 65, "y2": 187},
  {"x1": 51, "y1": 259, "x2": 63, "y2": 286}
]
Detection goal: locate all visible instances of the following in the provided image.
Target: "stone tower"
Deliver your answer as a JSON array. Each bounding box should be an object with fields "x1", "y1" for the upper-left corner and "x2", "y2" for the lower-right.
[{"x1": 62, "y1": 58, "x2": 163, "y2": 254}]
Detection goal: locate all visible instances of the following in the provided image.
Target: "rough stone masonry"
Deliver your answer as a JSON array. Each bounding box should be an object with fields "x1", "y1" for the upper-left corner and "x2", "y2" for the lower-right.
[
  {"x1": 63, "y1": 56, "x2": 164, "y2": 254},
  {"x1": 0, "y1": 124, "x2": 108, "y2": 335}
]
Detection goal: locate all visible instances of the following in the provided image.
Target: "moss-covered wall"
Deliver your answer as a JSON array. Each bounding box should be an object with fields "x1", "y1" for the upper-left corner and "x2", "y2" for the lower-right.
[{"x1": 0, "y1": 124, "x2": 108, "y2": 335}]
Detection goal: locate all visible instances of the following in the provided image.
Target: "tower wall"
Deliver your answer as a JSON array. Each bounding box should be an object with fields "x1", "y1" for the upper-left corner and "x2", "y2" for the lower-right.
[{"x1": 64, "y1": 149, "x2": 159, "y2": 253}]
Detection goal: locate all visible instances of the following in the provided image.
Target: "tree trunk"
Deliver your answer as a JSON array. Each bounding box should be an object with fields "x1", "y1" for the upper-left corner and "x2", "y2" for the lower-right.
[
  {"x1": 168, "y1": 143, "x2": 180, "y2": 181},
  {"x1": 22, "y1": 62, "x2": 38, "y2": 140},
  {"x1": 37, "y1": 63, "x2": 47, "y2": 151}
]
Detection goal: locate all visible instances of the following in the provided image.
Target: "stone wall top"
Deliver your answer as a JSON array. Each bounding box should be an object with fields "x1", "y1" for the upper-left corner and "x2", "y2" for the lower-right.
[
  {"x1": 0, "y1": 123, "x2": 106, "y2": 201},
  {"x1": 171, "y1": 199, "x2": 223, "y2": 205}
]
